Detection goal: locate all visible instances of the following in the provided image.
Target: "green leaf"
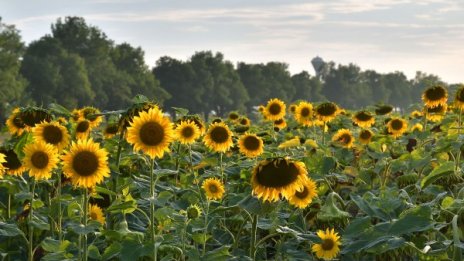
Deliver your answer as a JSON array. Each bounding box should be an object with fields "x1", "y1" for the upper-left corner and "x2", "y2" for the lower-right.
[
  {"x1": 452, "y1": 215, "x2": 463, "y2": 261},
  {"x1": 41, "y1": 237, "x2": 71, "y2": 252},
  {"x1": 320, "y1": 156, "x2": 337, "y2": 174},
  {"x1": 101, "y1": 242, "x2": 121, "y2": 261},
  {"x1": 421, "y1": 161, "x2": 455, "y2": 189},
  {"x1": 48, "y1": 103, "x2": 71, "y2": 116},
  {"x1": 317, "y1": 192, "x2": 350, "y2": 221},
  {"x1": 388, "y1": 206, "x2": 433, "y2": 235},
  {"x1": 0, "y1": 222, "x2": 24, "y2": 237},
  {"x1": 192, "y1": 233, "x2": 211, "y2": 244},
  {"x1": 120, "y1": 239, "x2": 144, "y2": 261},
  {"x1": 238, "y1": 195, "x2": 275, "y2": 215},
  {"x1": 204, "y1": 246, "x2": 231, "y2": 261},
  {"x1": 88, "y1": 245, "x2": 102, "y2": 260}
]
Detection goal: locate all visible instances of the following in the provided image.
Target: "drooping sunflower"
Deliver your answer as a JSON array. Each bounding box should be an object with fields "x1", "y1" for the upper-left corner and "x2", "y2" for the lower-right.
[
  {"x1": 62, "y1": 139, "x2": 110, "y2": 188},
  {"x1": 425, "y1": 104, "x2": 447, "y2": 122},
  {"x1": 454, "y1": 85, "x2": 464, "y2": 110},
  {"x1": 0, "y1": 149, "x2": 26, "y2": 176},
  {"x1": 103, "y1": 123, "x2": 119, "y2": 139},
  {"x1": 315, "y1": 102, "x2": 339, "y2": 122},
  {"x1": 33, "y1": 121, "x2": 70, "y2": 151},
  {"x1": 387, "y1": 118, "x2": 408, "y2": 138},
  {"x1": 251, "y1": 158, "x2": 308, "y2": 202},
  {"x1": 312, "y1": 228, "x2": 341, "y2": 260},
  {"x1": 295, "y1": 102, "x2": 313, "y2": 126},
  {"x1": 6, "y1": 108, "x2": 26, "y2": 136},
  {"x1": 422, "y1": 85, "x2": 448, "y2": 108},
  {"x1": 202, "y1": 178, "x2": 225, "y2": 200},
  {"x1": 75, "y1": 120, "x2": 92, "y2": 140},
  {"x1": 228, "y1": 111, "x2": 240, "y2": 121},
  {"x1": 238, "y1": 133, "x2": 264, "y2": 158},
  {"x1": 273, "y1": 118, "x2": 287, "y2": 130},
  {"x1": 89, "y1": 204, "x2": 106, "y2": 224},
  {"x1": 358, "y1": 129, "x2": 374, "y2": 145},
  {"x1": 19, "y1": 107, "x2": 52, "y2": 130},
  {"x1": 352, "y1": 111, "x2": 375, "y2": 128},
  {"x1": 287, "y1": 178, "x2": 317, "y2": 209},
  {"x1": 332, "y1": 129, "x2": 354, "y2": 148},
  {"x1": 81, "y1": 106, "x2": 103, "y2": 128},
  {"x1": 23, "y1": 141, "x2": 59, "y2": 180},
  {"x1": 126, "y1": 107, "x2": 174, "y2": 159},
  {"x1": 264, "y1": 98, "x2": 286, "y2": 121},
  {"x1": 203, "y1": 122, "x2": 233, "y2": 153},
  {"x1": 411, "y1": 123, "x2": 423, "y2": 132},
  {"x1": 375, "y1": 104, "x2": 393, "y2": 115},
  {"x1": 0, "y1": 153, "x2": 6, "y2": 175},
  {"x1": 175, "y1": 120, "x2": 201, "y2": 145},
  {"x1": 118, "y1": 102, "x2": 159, "y2": 131}
]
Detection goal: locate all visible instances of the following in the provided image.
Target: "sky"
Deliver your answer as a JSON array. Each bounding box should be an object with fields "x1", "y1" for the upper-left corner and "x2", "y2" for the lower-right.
[{"x1": 1, "y1": 0, "x2": 463, "y2": 83}]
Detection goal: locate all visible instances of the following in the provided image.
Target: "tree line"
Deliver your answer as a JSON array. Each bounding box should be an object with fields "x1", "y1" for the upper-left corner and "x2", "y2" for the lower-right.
[{"x1": 0, "y1": 16, "x2": 459, "y2": 122}]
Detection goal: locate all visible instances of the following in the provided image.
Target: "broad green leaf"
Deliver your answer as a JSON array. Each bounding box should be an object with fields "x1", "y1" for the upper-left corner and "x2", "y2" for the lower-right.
[
  {"x1": 0, "y1": 222, "x2": 24, "y2": 237},
  {"x1": 421, "y1": 161, "x2": 455, "y2": 189}
]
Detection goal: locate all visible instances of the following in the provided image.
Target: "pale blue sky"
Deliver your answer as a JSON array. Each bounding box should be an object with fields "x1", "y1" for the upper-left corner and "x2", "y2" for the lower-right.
[{"x1": 2, "y1": 0, "x2": 463, "y2": 83}]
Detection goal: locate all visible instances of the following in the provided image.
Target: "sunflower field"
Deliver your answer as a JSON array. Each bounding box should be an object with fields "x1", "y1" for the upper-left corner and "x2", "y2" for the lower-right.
[{"x1": 0, "y1": 85, "x2": 463, "y2": 261}]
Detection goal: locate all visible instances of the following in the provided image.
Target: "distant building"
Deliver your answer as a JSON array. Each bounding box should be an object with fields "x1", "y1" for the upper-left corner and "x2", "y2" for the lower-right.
[{"x1": 311, "y1": 56, "x2": 325, "y2": 79}]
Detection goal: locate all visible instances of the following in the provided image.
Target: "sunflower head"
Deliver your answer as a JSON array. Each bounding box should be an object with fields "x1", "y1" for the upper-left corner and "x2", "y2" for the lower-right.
[
  {"x1": 315, "y1": 102, "x2": 339, "y2": 122},
  {"x1": 332, "y1": 129, "x2": 354, "y2": 148},
  {"x1": 375, "y1": 105, "x2": 393, "y2": 115},
  {"x1": 0, "y1": 149, "x2": 26, "y2": 176},
  {"x1": 203, "y1": 122, "x2": 233, "y2": 153},
  {"x1": 312, "y1": 228, "x2": 341, "y2": 260},
  {"x1": 186, "y1": 204, "x2": 202, "y2": 219},
  {"x1": 175, "y1": 120, "x2": 201, "y2": 144},
  {"x1": 71, "y1": 109, "x2": 83, "y2": 122},
  {"x1": 454, "y1": 85, "x2": 464, "y2": 110},
  {"x1": 422, "y1": 85, "x2": 448, "y2": 108},
  {"x1": 81, "y1": 107, "x2": 102, "y2": 128},
  {"x1": 23, "y1": 141, "x2": 59, "y2": 180},
  {"x1": 273, "y1": 118, "x2": 287, "y2": 130},
  {"x1": 33, "y1": 121, "x2": 70, "y2": 151},
  {"x1": 411, "y1": 123, "x2": 423, "y2": 132},
  {"x1": 387, "y1": 118, "x2": 408, "y2": 138},
  {"x1": 289, "y1": 104, "x2": 297, "y2": 114},
  {"x1": 89, "y1": 204, "x2": 106, "y2": 224},
  {"x1": 295, "y1": 102, "x2": 314, "y2": 126},
  {"x1": 251, "y1": 158, "x2": 308, "y2": 202},
  {"x1": 75, "y1": 120, "x2": 92, "y2": 140},
  {"x1": 238, "y1": 117, "x2": 251, "y2": 126},
  {"x1": 103, "y1": 123, "x2": 119, "y2": 139},
  {"x1": 126, "y1": 107, "x2": 174, "y2": 159},
  {"x1": 410, "y1": 110, "x2": 422, "y2": 119},
  {"x1": 352, "y1": 111, "x2": 375, "y2": 128},
  {"x1": 258, "y1": 105, "x2": 265, "y2": 113},
  {"x1": 228, "y1": 111, "x2": 240, "y2": 121},
  {"x1": 6, "y1": 108, "x2": 26, "y2": 136},
  {"x1": 119, "y1": 101, "x2": 160, "y2": 131},
  {"x1": 19, "y1": 107, "x2": 52, "y2": 130},
  {"x1": 264, "y1": 98, "x2": 286, "y2": 121},
  {"x1": 62, "y1": 139, "x2": 110, "y2": 188},
  {"x1": 287, "y1": 178, "x2": 317, "y2": 209},
  {"x1": 238, "y1": 133, "x2": 264, "y2": 158},
  {"x1": 202, "y1": 178, "x2": 225, "y2": 201},
  {"x1": 425, "y1": 103, "x2": 447, "y2": 122},
  {"x1": 179, "y1": 115, "x2": 206, "y2": 135},
  {"x1": 358, "y1": 129, "x2": 374, "y2": 145}
]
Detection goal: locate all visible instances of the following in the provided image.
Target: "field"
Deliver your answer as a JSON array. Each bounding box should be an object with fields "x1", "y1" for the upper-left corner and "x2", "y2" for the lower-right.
[{"x1": 0, "y1": 85, "x2": 463, "y2": 261}]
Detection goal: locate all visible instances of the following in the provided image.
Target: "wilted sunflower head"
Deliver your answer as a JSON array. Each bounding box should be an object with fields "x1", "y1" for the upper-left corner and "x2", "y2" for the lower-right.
[
  {"x1": 23, "y1": 141, "x2": 59, "y2": 180},
  {"x1": 203, "y1": 122, "x2": 233, "y2": 153},
  {"x1": 202, "y1": 178, "x2": 225, "y2": 200},
  {"x1": 238, "y1": 133, "x2": 264, "y2": 158},
  {"x1": 119, "y1": 101, "x2": 159, "y2": 131},
  {"x1": 0, "y1": 149, "x2": 26, "y2": 176},
  {"x1": 375, "y1": 104, "x2": 393, "y2": 115},
  {"x1": 295, "y1": 102, "x2": 313, "y2": 126},
  {"x1": 387, "y1": 118, "x2": 408, "y2": 138},
  {"x1": 228, "y1": 111, "x2": 240, "y2": 121},
  {"x1": 103, "y1": 123, "x2": 119, "y2": 139},
  {"x1": 33, "y1": 121, "x2": 70, "y2": 151},
  {"x1": 422, "y1": 85, "x2": 448, "y2": 108},
  {"x1": 264, "y1": 98, "x2": 286, "y2": 121},
  {"x1": 312, "y1": 228, "x2": 341, "y2": 260},
  {"x1": 287, "y1": 178, "x2": 318, "y2": 209},
  {"x1": 175, "y1": 120, "x2": 201, "y2": 145},
  {"x1": 19, "y1": 107, "x2": 52, "y2": 130},
  {"x1": 358, "y1": 129, "x2": 374, "y2": 145},
  {"x1": 454, "y1": 85, "x2": 464, "y2": 110},
  {"x1": 6, "y1": 108, "x2": 26, "y2": 136},
  {"x1": 251, "y1": 158, "x2": 308, "y2": 202},
  {"x1": 352, "y1": 111, "x2": 375, "y2": 128},
  {"x1": 425, "y1": 104, "x2": 447, "y2": 122},
  {"x1": 315, "y1": 102, "x2": 339, "y2": 122},
  {"x1": 332, "y1": 129, "x2": 354, "y2": 148},
  {"x1": 126, "y1": 107, "x2": 174, "y2": 159}
]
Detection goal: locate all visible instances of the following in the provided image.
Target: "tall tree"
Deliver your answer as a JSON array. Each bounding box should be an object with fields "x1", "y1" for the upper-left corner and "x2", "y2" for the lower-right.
[{"x1": 291, "y1": 71, "x2": 325, "y2": 102}]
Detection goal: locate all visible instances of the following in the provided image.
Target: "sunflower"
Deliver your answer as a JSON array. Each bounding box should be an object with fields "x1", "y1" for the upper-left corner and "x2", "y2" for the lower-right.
[
  {"x1": 375, "y1": 104, "x2": 393, "y2": 115},
  {"x1": 278, "y1": 137, "x2": 304, "y2": 149},
  {"x1": 18, "y1": 107, "x2": 52, "y2": 130},
  {"x1": 352, "y1": 111, "x2": 375, "y2": 128},
  {"x1": 175, "y1": 120, "x2": 201, "y2": 145},
  {"x1": 203, "y1": 122, "x2": 234, "y2": 153},
  {"x1": 251, "y1": 158, "x2": 308, "y2": 202},
  {"x1": 238, "y1": 133, "x2": 264, "y2": 158},
  {"x1": 410, "y1": 110, "x2": 422, "y2": 118},
  {"x1": 315, "y1": 102, "x2": 339, "y2": 122},
  {"x1": 81, "y1": 106, "x2": 103, "y2": 128},
  {"x1": 387, "y1": 118, "x2": 408, "y2": 138},
  {"x1": 274, "y1": 118, "x2": 287, "y2": 130},
  {"x1": 358, "y1": 129, "x2": 374, "y2": 145},
  {"x1": 454, "y1": 85, "x2": 464, "y2": 110},
  {"x1": 186, "y1": 204, "x2": 202, "y2": 219},
  {"x1": 425, "y1": 104, "x2": 447, "y2": 122},
  {"x1": 202, "y1": 178, "x2": 225, "y2": 200},
  {"x1": 103, "y1": 123, "x2": 119, "y2": 139},
  {"x1": 295, "y1": 102, "x2": 314, "y2": 126},
  {"x1": 287, "y1": 178, "x2": 317, "y2": 209},
  {"x1": 312, "y1": 228, "x2": 341, "y2": 260},
  {"x1": 332, "y1": 129, "x2": 354, "y2": 148},
  {"x1": 304, "y1": 139, "x2": 319, "y2": 149},
  {"x1": 75, "y1": 120, "x2": 92, "y2": 140},
  {"x1": 33, "y1": 121, "x2": 70, "y2": 151},
  {"x1": 289, "y1": 104, "x2": 297, "y2": 114},
  {"x1": 411, "y1": 123, "x2": 423, "y2": 132},
  {"x1": 89, "y1": 204, "x2": 106, "y2": 224},
  {"x1": 0, "y1": 149, "x2": 26, "y2": 176},
  {"x1": 238, "y1": 117, "x2": 251, "y2": 127},
  {"x1": 0, "y1": 153, "x2": 6, "y2": 175},
  {"x1": 126, "y1": 107, "x2": 174, "y2": 159},
  {"x1": 62, "y1": 139, "x2": 110, "y2": 188},
  {"x1": 23, "y1": 141, "x2": 59, "y2": 180},
  {"x1": 179, "y1": 116, "x2": 206, "y2": 136},
  {"x1": 264, "y1": 98, "x2": 286, "y2": 121},
  {"x1": 71, "y1": 109, "x2": 83, "y2": 122},
  {"x1": 6, "y1": 108, "x2": 26, "y2": 136},
  {"x1": 422, "y1": 85, "x2": 448, "y2": 108},
  {"x1": 258, "y1": 105, "x2": 265, "y2": 113},
  {"x1": 228, "y1": 111, "x2": 240, "y2": 121}
]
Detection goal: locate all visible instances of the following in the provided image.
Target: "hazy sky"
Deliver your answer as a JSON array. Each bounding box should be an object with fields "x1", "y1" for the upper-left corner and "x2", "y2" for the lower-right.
[{"x1": 2, "y1": 0, "x2": 463, "y2": 83}]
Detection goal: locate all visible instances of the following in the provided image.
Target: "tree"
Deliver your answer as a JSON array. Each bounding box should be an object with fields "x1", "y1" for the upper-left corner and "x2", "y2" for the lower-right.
[{"x1": 291, "y1": 71, "x2": 325, "y2": 102}]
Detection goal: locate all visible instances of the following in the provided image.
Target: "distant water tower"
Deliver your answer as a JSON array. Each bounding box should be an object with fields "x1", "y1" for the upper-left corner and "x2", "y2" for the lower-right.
[{"x1": 311, "y1": 56, "x2": 324, "y2": 79}]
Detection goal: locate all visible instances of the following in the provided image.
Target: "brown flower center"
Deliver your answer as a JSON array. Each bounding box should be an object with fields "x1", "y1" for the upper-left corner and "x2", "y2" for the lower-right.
[
  {"x1": 210, "y1": 126, "x2": 229, "y2": 143},
  {"x1": 181, "y1": 126, "x2": 194, "y2": 138},
  {"x1": 355, "y1": 111, "x2": 372, "y2": 121},
  {"x1": 338, "y1": 133, "x2": 352, "y2": 144},
  {"x1": 76, "y1": 121, "x2": 90, "y2": 133},
  {"x1": 209, "y1": 184, "x2": 218, "y2": 193},
  {"x1": 1, "y1": 150, "x2": 22, "y2": 170},
  {"x1": 43, "y1": 125, "x2": 63, "y2": 144},
  {"x1": 301, "y1": 107, "x2": 311, "y2": 117},
  {"x1": 140, "y1": 121, "x2": 164, "y2": 146},
  {"x1": 425, "y1": 86, "x2": 446, "y2": 101},
  {"x1": 295, "y1": 186, "x2": 309, "y2": 199},
  {"x1": 31, "y1": 151, "x2": 49, "y2": 169},
  {"x1": 90, "y1": 211, "x2": 98, "y2": 220},
  {"x1": 360, "y1": 130, "x2": 372, "y2": 140},
  {"x1": 391, "y1": 120, "x2": 403, "y2": 130},
  {"x1": 243, "y1": 136, "x2": 261, "y2": 151},
  {"x1": 269, "y1": 103, "x2": 282, "y2": 115},
  {"x1": 317, "y1": 103, "x2": 337, "y2": 116},
  {"x1": 72, "y1": 151, "x2": 99, "y2": 177},
  {"x1": 321, "y1": 238, "x2": 335, "y2": 251}
]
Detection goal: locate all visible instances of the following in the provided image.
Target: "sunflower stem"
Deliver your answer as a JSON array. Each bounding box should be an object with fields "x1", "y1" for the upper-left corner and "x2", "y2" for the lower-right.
[
  {"x1": 28, "y1": 179, "x2": 36, "y2": 261},
  {"x1": 82, "y1": 188, "x2": 89, "y2": 261},
  {"x1": 149, "y1": 157, "x2": 158, "y2": 261},
  {"x1": 202, "y1": 200, "x2": 210, "y2": 256},
  {"x1": 57, "y1": 171, "x2": 62, "y2": 242},
  {"x1": 110, "y1": 130, "x2": 125, "y2": 230},
  {"x1": 322, "y1": 121, "x2": 326, "y2": 146},
  {"x1": 250, "y1": 214, "x2": 258, "y2": 260},
  {"x1": 219, "y1": 153, "x2": 224, "y2": 183}
]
